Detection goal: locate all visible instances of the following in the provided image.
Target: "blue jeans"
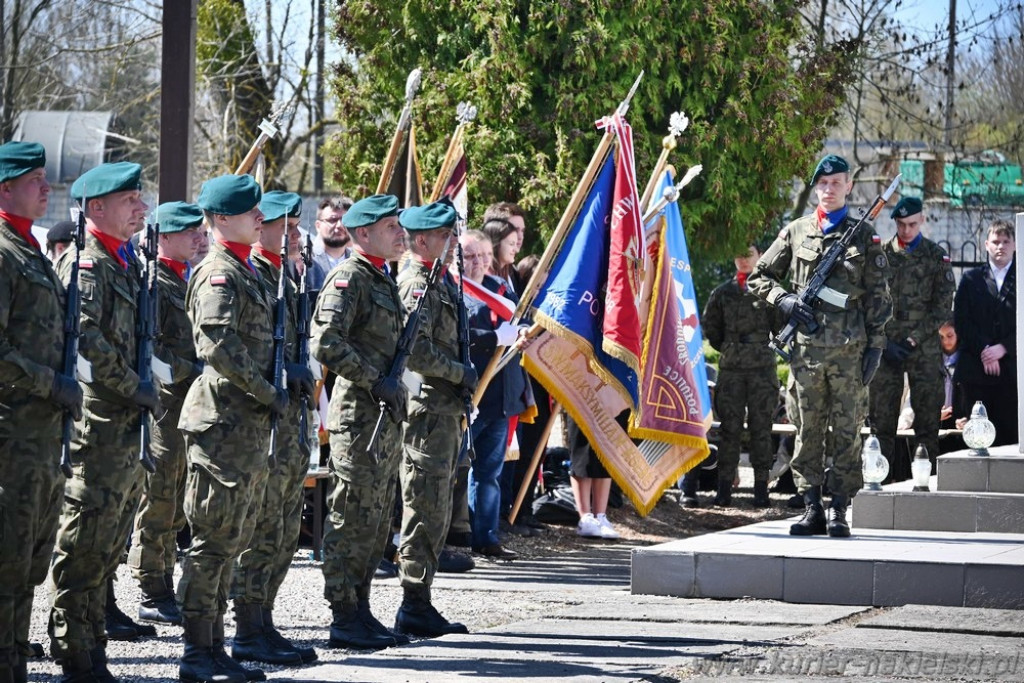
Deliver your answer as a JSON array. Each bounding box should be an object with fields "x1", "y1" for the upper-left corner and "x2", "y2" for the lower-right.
[{"x1": 468, "y1": 415, "x2": 508, "y2": 548}]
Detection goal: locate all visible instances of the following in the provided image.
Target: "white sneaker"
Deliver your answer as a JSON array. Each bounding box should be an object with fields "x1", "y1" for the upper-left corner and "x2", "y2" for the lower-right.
[
  {"x1": 577, "y1": 513, "x2": 601, "y2": 538},
  {"x1": 595, "y1": 513, "x2": 620, "y2": 539}
]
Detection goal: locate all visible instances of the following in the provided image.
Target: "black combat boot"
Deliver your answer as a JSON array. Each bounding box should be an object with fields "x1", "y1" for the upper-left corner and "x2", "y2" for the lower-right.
[
  {"x1": 752, "y1": 479, "x2": 771, "y2": 508},
  {"x1": 357, "y1": 599, "x2": 410, "y2": 645},
  {"x1": 179, "y1": 618, "x2": 246, "y2": 683},
  {"x1": 105, "y1": 577, "x2": 155, "y2": 639},
  {"x1": 88, "y1": 643, "x2": 117, "y2": 683},
  {"x1": 679, "y1": 473, "x2": 700, "y2": 508},
  {"x1": 211, "y1": 616, "x2": 263, "y2": 682},
  {"x1": 327, "y1": 603, "x2": 396, "y2": 650},
  {"x1": 394, "y1": 589, "x2": 468, "y2": 638},
  {"x1": 789, "y1": 487, "x2": 827, "y2": 535},
  {"x1": 1, "y1": 648, "x2": 17, "y2": 683},
  {"x1": 259, "y1": 606, "x2": 317, "y2": 664},
  {"x1": 58, "y1": 651, "x2": 98, "y2": 683},
  {"x1": 229, "y1": 602, "x2": 302, "y2": 666},
  {"x1": 712, "y1": 479, "x2": 732, "y2": 507},
  {"x1": 828, "y1": 494, "x2": 852, "y2": 537},
  {"x1": 138, "y1": 575, "x2": 182, "y2": 625}
]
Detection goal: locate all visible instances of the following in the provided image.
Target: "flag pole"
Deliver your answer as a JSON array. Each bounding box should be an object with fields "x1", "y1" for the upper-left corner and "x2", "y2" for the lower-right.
[
  {"x1": 509, "y1": 402, "x2": 563, "y2": 524},
  {"x1": 641, "y1": 164, "x2": 703, "y2": 225},
  {"x1": 430, "y1": 102, "x2": 477, "y2": 202},
  {"x1": 377, "y1": 68, "x2": 423, "y2": 194},
  {"x1": 638, "y1": 112, "x2": 689, "y2": 212}
]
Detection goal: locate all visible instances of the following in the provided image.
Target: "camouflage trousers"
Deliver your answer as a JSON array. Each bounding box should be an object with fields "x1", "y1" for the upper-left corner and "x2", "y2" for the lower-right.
[
  {"x1": 869, "y1": 345, "x2": 944, "y2": 470},
  {"x1": 232, "y1": 427, "x2": 310, "y2": 607},
  {"x1": 398, "y1": 412, "x2": 461, "y2": 597},
  {"x1": 0, "y1": 436, "x2": 63, "y2": 655},
  {"x1": 321, "y1": 418, "x2": 402, "y2": 609},
  {"x1": 128, "y1": 404, "x2": 187, "y2": 583},
  {"x1": 714, "y1": 366, "x2": 779, "y2": 482},
  {"x1": 49, "y1": 408, "x2": 144, "y2": 658},
  {"x1": 177, "y1": 423, "x2": 268, "y2": 622},
  {"x1": 790, "y1": 343, "x2": 867, "y2": 497}
]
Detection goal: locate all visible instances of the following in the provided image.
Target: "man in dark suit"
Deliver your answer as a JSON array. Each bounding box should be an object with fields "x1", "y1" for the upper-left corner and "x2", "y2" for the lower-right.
[{"x1": 953, "y1": 220, "x2": 1017, "y2": 446}]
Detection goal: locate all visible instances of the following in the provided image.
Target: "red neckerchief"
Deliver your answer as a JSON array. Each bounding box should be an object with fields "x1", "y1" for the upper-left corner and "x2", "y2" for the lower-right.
[
  {"x1": 417, "y1": 256, "x2": 448, "y2": 277},
  {"x1": 252, "y1": 244, "x2": 282, "y2": 269},
  {"x1": 88, "y1": 225, "x2": 127, "y2": 268},
  {"x1": 0, "y1": 210, "x2": 40, "y2": 250},
  {"x1": 217, "y1": 239, "x2": 256, "y2": 274},
  {"x1": 354, "y1": 247, "x2": 387, "y2": 271},
  {"x1": 736, "y1": 271, "x2": 748, "y2": 291},
  {"x1": 158, "y1": 256, "x2": 189, "y2": 281}
]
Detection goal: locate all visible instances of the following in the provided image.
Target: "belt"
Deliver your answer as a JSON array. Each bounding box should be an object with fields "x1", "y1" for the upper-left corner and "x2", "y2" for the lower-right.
[{"x1": 895, "y1": 310, "x2": 926, "y2": 322}]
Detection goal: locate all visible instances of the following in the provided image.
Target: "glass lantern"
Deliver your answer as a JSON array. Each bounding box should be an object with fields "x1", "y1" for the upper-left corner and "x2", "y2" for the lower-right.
[
  {"x1": 861, "y1": 432, "x2": 889, "y2": 490},
  {"x1": 962, "y1": 401, "x2": 996, "y2": 457},
  {"x1": 910, "y1": 444, "x2": 931, "y2": 492}
]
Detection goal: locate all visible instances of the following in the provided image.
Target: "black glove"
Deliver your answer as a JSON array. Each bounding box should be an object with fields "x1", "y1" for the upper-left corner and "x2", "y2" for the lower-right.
[
  {"x1": 457, "y1": 364, "x2": 479, "y2": 393},
  {"x1": 371, "y1": 373, "x2": 406, "y2": 421},
  {"x1": 285, "y1": 362, "x2": 316, "y2": 400},
  {"x1": 777, "y1": 294, "x2": 816, "y2": 327},
  {"x1": 132, "y1": 380, "x2": 162, "y2": 414},
  {"x1": 882, "y1": 340, "x2": 913, "y2": 364},
  {"x1": 862, "y1": 347, "x2": 883, "y2": 386},
  {"x1": 269, "y1": 387, "x2": 290, "y2": 417},
  {"x1": 50, "y1": 373, "x2": 83, "y2": 421}
]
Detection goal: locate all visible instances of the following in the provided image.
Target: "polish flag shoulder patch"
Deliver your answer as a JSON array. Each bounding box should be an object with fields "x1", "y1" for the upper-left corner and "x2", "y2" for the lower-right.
[
  {"x1": 334, "y1": 279, "x2": 349, "y2": 289},
  {"x1": 942, "y1": 254, "x2": 951, "y2": 263},
  {"x1": 79, "y1": 259, "x2": 94, "y2": 269},
  {"x1": 871, "y1": 234, "x2": 881, "y2": 244},
  {"x1": 210, "y1": 274, "x2": 227, "y2": 286},
  {"x1": 411, "y1": 288, "x2": 425, "y2": 298}
]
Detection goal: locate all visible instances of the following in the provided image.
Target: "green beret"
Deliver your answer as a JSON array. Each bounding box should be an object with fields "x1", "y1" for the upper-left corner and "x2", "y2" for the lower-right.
[
  {"x1": 196, "y1": 174, "x2": 262, "y2": 216},
  {"x1": 157, "y1": 201, "x2": 204, "y2": 234},
  {"x1": 0, "y1": 141, "x2": 46, "y2": 184},
  {"x1": 399, "y1": 197, "x2": 457, "y2": 232},
  {"x1": 259, "y1": 190, "x2": 303, "y2": 223},
  {"x1": 342, "y1": 194, "x2": 399, "y2": 229},
  {"x1": 810, "y1": 154, "x2": 850, "y2": 185},
  {"x1": 70, "y1": 161, "x2": 142, "y2": 202},
  {"x1": 890, "y1": 196, "x2": 922, "y2": 219}
]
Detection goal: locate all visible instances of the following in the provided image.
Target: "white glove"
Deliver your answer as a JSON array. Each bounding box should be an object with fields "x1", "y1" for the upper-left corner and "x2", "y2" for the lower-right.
[
  {"x1": 470, "y1": 406, "x2": 480, "y2": 424},
  {"x1": 494, "y1": 321, "x2": 519, "y2": 347}
]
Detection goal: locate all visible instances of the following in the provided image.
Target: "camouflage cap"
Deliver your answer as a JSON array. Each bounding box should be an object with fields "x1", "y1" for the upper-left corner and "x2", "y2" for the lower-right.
[
  {"x1": 399, "y1": 196, "x2": 457, "y2": 232},
  {"x1": 0, "y1": 141, "x2": 46, "y2": 184},
  {"x1": 810, "y1": 154, "x2": 850, "y2": 185},
  {"x1": 259, "y1": 190, "x2": 303, "y2": 222},
  {"x1": 158, "y1": 201, "x2": 204, "y2": 234},
  {"x1": 342, "y1": 194, "x2": 399, "y2": 229},
  {"x1": 196, "y1": 174, "x2": 262, "y2": 216},
  {"x1": 890, "y1": 196, "x2": 923, "y2": 219},
  {"x1": 70, "y1": 161, "x2": 142, "y2": 202}
]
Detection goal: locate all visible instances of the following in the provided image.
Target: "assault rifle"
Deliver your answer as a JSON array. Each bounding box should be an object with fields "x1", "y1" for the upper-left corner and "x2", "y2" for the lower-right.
[
  {"x1": 268, "y1": 229, "x2": 289, "y2": 469},
  {"x1": 366, "y1": 233, "x2": 452, "y2": 460},
  {"x1": 59, "y1": 198, "x2": 87, "y2": 478},
  {"x1": 769, "y1": 173, "x2": 901, "y2": 362},
  {"x1": 136, "y1": 219, "x2": 160, "y2": 473},
  {"x1": 296, "y1": 232, "x2": 314, "y2": 458},
  {"x1": 454, "y1": 238, "x2": 475, "y2": 461}
]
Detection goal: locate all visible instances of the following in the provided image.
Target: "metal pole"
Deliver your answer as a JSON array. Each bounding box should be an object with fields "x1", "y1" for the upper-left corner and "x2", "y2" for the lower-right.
[
  {"x1": 944, "y1": 0, "x2": 956, "y2": 148},
  {"x1": 159, "y1": 0, "x2": 198, "y2": 202}
]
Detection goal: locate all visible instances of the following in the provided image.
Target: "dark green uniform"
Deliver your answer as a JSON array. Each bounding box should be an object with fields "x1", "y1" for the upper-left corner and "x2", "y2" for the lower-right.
[
  {"x1": 869, "y1": 236, "x2": 954, "y2": 469},
  {"x1": 177, "y1": 242, "x2": 276, "y2": 623},
  {"x1": 702, "y1": 276, "x2": 779, "y2": 483},
  {"x1": 311, "y1": 252, "x2": 406, "y2": 611},
  {"x1": 0, "y1": 221, "x2": 66, "y2": 665},
  {"x1": 129, "y1": 259, "x2": 196, "y2": 586},
  {"x1": 749, "y1": 213, "x2": 892, "y2": 497},
  {"x1": 49, "y1": 230, "x2": 145, "y2": 659}
]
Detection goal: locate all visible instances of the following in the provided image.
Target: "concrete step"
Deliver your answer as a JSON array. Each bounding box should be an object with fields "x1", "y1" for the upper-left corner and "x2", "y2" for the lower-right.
[
  {"x1": 854, "y1": 477, "x2": 1024, "y2": 533},
  {"x1": 631, "y1": 518, "x2": 1024, "y2": 609},
  {"x1": 937, "y1": 446, "x2": 1024, "y2": 493}
]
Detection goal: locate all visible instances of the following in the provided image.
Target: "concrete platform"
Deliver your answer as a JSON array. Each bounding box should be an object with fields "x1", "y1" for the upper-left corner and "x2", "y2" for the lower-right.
[
  {"x1": 938, "y1": 446, "x2": 1024, "y2": 493},
  {"x1": 630, "y1": 519, "x2": 1024, "y2": 608},
  {"x1": 854, "y1": 477, "x2": 1024, "y2": 533}
]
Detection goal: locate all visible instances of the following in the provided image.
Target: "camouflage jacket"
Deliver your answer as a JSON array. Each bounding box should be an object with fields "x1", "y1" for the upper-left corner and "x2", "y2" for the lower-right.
[
  {"x1": 749, "y1": 211, "x2": 892, "y2": 349},
  {"x1": 881, "y1": 236, "x2": 954, "y2": 351},
  {"x1": 0, "y1": 221, "x2": 66, "y2": 436},
  {"x1": 154, "y1": 260, "x2": 198, "y2": 408},
  {"x1": 311, "y1": 251, "x2": 406, "y2": 430},
  {"x1": 397, "y1": 261, "x2": 467, "y2": 416},
  {"x1": 179, "y1": 241, "x2": 277, "y2": 443},
  {"x1": 55, "y1": 229, "x2": 140, "y2": 412},
  {"x1": 702, "y1": 276, "x2": 776, "y2": 371}
]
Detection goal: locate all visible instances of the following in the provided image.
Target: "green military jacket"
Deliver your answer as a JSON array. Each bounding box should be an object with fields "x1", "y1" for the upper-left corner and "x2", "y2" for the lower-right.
[
  {"x1": 55, "y1": 229, "x2": 140, "y2": 412},
  {"x1": 311, "y1": 251, "x2": 406, "y2": 430},
  {"x1": 397, "y1": 261, "x2": 467, "y2": 416},
  {"x1": 749, "y1": 211, "x2": 892, "y2": 349},
  {"x1": 881, "y1": 235, "x2": 954, "y2": 351},
  {"x1": 702, "y1": 276, "x2": 776, "y2": 371},
  {"x1": 179, "y1": 242, "x2": 276, "y2": 450},
  {"x1": 154, "y1": 260, "x2": 198, "y2": 409},
  {"x1": 0, "y1": 221, "x2": 65, "y2": 437}
]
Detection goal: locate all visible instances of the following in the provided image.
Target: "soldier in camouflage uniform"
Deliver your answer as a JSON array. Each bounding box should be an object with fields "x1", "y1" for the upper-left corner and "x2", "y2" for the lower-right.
[
  {"x1": 128, "y1": 202, "x2": 205, "y2": 628},
  {"x1": 393, "y1": 199, "x2": 476, "y2": 638},
  {"x1": 310, "y1": 194, "x2": 411, "y2": 651},
  {"x1": 702, "y1": 244, "x2": 779, "y2": 508},
  {"x1": 230, "y1": 190, "x2": 316, "y2": 667},
  {"x1": 868, "y1": 197, "x2": 954, "y2": 473},
  {"x1": 0, "y1": 142, "x2": 82, "y2": 683},
  {"x1": 176, "y1": 174, "x2": 291, "y2": 683},
  {"x1": 48, "y1": 162, "x2": 161, "y2": 681},
  {"x1": 749, "y1": 154, "x2": 891, "y2": 538}
]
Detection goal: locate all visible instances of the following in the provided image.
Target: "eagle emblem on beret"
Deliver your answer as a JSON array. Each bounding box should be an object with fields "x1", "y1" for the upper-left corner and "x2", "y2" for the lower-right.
[
  {"x1": 898, "y1": 207, "x2": 908, "y2": 217},
  {"x1": 822, "y1": 160, "x2": 833, "y2": 173}
]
